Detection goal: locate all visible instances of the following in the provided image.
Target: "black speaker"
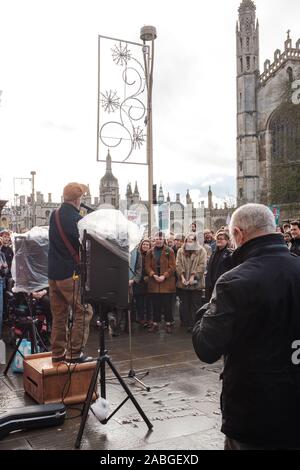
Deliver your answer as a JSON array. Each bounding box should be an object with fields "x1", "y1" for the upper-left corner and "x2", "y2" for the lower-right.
[{"x1": 82, "y1": 232, "x2": 128, "y2": 308}]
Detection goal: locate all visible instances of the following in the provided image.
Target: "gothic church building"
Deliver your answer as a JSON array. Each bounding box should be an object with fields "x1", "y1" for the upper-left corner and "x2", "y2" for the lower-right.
[{"x1": 237, "y1": 0, "x2": 300, "y2": 220}]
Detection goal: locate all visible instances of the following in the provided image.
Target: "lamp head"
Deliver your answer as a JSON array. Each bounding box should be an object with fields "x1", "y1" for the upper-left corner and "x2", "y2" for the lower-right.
[{"x1": 140, "y1": 25, "x2": 157, "y2": 42}]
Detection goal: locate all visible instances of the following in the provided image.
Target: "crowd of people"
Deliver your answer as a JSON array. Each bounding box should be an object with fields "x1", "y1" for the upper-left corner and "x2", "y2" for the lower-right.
[
  {"x1": 118, "y1": 217, "x2": 300, "y2": 336},
  {"x1": 2, "y1": 185, "x2": 300, "y2": 449},
  {"x1": 1, "y1": 215, "x2": 300, "y2": 343}
]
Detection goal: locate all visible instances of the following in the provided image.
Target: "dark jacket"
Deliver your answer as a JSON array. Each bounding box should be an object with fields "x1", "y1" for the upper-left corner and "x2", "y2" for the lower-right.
[
  {"x1": 205, "y1": 246, "x2": 232, "y2": 300},
  {"x1": 0, "y1": 252, "x2": 8, "y2": 279},
  {"x1": 193, "y1": 234, "x2": 300, "y2": 447},
  {"x1": 290, "y1": 238, "x2": 300, "y2": 256},
  {"x1": 133, "y1": 251, "x2": 148, "y2": 296},
  {"x1": 0, "y1": 245, "x2": 14, "y2": 271},
  {"x1": 48, "y1": 203, "x2": 82, "y2": 281}
]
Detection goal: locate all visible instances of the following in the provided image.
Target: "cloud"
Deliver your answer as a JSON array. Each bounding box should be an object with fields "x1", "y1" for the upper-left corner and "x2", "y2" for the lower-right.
[
  {"x1": 1, "y1": 0, "x2": 300, "y2": 205},
  {"x1": 162, "y1": 174, "x2": 236, "y2": 201},
  {"x1": 41, "y1": 121, "x2": 77, "y2": 132}
]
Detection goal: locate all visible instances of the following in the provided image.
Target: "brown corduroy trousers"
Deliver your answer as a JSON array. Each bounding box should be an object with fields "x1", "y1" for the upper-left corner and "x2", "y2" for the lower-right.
[{"x1": 49, "y1": 277, "x2": 93, "y2": 360}]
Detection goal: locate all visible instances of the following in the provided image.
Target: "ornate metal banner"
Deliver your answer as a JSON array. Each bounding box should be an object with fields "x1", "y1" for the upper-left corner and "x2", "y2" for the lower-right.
[{"x1": 97, "y1": 35, "x2": 149, "y2": 165}]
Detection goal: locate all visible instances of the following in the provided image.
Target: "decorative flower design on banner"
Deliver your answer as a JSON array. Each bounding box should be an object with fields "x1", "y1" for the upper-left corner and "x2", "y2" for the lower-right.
[
  {"x1": 111, "y1": 42, "x2": 132, "y2": 66},
  {"x1": 133, "y1": 126, "x2": 146, "y2": 149},
  {"x1": 99, "y1": 40, "x2": 148, "y2": 162},
  {"x1": 100, "y1": 90, "x2": 120, "y2": 113}
]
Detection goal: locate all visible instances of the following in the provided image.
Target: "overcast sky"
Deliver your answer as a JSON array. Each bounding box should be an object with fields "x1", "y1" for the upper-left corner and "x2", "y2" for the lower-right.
[{"x1": 0, "y1": 0, "x2": 299, "y2": 206}]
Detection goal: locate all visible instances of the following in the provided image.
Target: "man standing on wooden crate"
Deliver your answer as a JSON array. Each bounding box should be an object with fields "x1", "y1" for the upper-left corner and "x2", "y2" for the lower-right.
[{"x1": 48, "y1": 182, "x2": 93, "y2": 364}]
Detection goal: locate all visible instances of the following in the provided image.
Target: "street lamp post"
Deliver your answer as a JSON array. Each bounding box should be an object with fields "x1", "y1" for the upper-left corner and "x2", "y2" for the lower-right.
[
  {"x1": 30, "y1": 171, "x2": 36, "y2": 227},
  {"x1": 13, "y1": 175, "x2": 33, "y2": 229},
  {"x1": 140, "y1": 26, "x2": 157, "y2": 238},
  {"x1": 97, "y1": 30, "x2": 157, "y2": 236}
]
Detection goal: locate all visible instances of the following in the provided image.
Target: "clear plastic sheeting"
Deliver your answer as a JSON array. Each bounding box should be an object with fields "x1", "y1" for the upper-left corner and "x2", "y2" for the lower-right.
[
  {"x1": 11, "y1": 227, "x2": 49, "y2": 293},
  {"x1": 78, "y1": 209, "x2": 143, "y2": 261}
]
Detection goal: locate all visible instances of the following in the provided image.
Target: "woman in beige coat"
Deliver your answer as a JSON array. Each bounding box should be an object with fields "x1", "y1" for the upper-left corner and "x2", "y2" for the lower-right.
[{"x1": 176, "y1": 233, "x2": 207, "y2": 332}]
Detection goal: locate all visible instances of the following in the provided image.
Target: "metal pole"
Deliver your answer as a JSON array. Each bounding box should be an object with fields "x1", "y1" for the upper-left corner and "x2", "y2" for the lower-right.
[
  {"x1": 147, "y1": 94, "x2": 153, "y2": 239},
  {"x1": 141, "y1": 26, "x2": 157, "y2": 238},
  {"x1": 97, "y1": 36, "x2": 101, "y2": 162},
  {"x1": 30, "y1": 171, "x2": 36, "y2": 227}
]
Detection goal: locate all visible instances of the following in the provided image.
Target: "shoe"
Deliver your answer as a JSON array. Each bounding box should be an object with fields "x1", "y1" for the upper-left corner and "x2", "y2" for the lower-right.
[
  {"x1": 66, "y1": 353, "x2": 94, "y2": 364},
  {"x1": 148, "y1": 323, "x2": 159, "y2": 333},
  {"x1": 52, "y1": 355, "x2": 66, "y2": 364},
  {"x1": 165, "y1": 323, "x2": 172, "y2": 334}
]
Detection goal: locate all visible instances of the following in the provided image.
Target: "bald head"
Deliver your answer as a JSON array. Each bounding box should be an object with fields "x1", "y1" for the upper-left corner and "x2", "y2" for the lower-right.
[{"x1": 229, "y1": 204, "x2": 276, "y2": 248}]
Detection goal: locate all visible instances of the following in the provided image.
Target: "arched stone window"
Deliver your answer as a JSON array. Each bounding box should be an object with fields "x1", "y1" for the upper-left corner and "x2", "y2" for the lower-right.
[
  {"x1": 45, "y1": 210, "x2": 51, "y2": 224},
  {"x1": 270, "y1": 103, "x2": 300, "y2": 162},
  {"x1": 213, "y1": 219, "x2": 226, "y2": 232},
  {"x1": 246, "y1": 56, "x2": 250, "y2": 71},
  {"x1": 287, "y1": 66, "x2": 294, "y2": 83},
  {"x1": 269, "y1": 103, "x2": 300, "y2": 204}
]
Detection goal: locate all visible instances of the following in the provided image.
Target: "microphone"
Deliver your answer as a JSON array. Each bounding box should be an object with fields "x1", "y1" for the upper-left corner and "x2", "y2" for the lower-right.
[{"x1": 80, "y1": 202, "x2": 95, "y2": 213}]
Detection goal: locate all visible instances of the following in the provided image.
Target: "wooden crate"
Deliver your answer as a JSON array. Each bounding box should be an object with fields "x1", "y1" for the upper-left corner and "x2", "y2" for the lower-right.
[{"x1": 23, "y1": 352, "x2": 98, "y2": 405}]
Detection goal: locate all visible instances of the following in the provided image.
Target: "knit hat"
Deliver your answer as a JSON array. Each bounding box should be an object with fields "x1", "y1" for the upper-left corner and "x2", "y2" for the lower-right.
[{"x1": 63, "y1": 182, "x2": 88, "y2": 201}]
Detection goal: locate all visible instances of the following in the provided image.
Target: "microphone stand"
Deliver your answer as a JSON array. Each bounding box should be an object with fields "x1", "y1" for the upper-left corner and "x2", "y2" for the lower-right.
[
  {"x1": 122, "y1": 267, "x2": 151, "y2": 392},
  {"x1": 80, "y1": 202, "x2": 95, "y2": 214}
]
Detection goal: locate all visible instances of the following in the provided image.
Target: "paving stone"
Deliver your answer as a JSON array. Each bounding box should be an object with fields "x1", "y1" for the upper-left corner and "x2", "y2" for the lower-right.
[{"x1": 0, "y1": 323, "x2": 223, "y2": 450}]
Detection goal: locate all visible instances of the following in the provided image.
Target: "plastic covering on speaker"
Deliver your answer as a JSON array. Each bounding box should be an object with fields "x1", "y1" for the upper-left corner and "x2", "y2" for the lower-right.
[
  {"x1": 78, "y1": 209, "x2": 143, "y2": 261},
  {"x1": 11, "y1": 227, "x2": 49, "y2": 293}
]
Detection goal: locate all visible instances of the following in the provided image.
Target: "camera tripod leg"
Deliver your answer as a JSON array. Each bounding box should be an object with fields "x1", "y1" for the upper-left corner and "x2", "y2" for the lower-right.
[
  {"x1": 3, "y1": 336, "x2": 23, "y2": 375},
  {"x1": 75, "y1": 357, "x2": 102, "y2": 449},
  {"x1": 29, "y1": 322, "x2": 38, "y2": 355},
  {"x1": 125, "y1": 308, "x2": 151, "y2": 392},
  {"x1": 127, "y1": 369, "x2": 151, "y2": 392},
  {"x1": 106, "y1": 356, "x2": 153, "y2": 430}
]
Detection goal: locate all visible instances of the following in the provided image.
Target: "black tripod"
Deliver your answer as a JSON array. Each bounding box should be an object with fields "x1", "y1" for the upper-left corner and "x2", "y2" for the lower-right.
[
  {"x1": 4, "y1": 294, "x2": 47, "y2": 375},
  {"x1": 75, "y1": 304, "x2": 153, "y2": 449}
]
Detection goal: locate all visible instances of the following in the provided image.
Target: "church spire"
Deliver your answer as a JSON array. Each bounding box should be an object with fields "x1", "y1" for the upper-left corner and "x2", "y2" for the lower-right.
[
  {"x1": 186, "y1": 189, "x2": 192, "y2": 205},
  {"x1": 105, "y1": 149, "x2": 112, "y2": 174},
  {"x1": 126, "y1": 182, "x2": 133, "y2": 197},
  {"x1": 238, "y1": 0, "x2": 256, "y2": 13},
  {"x1": 99, "y1": 148, "x2": 119, "y2": 208},
  {"x1": 236, "y1": 0, "x2": 259, "y2": 205},
  {"x1": 158, "y1": 184, "x2": 164, "y2": 203},
  {"x1": 134, "y1": 181, "x2": 139, "y2": 196},
  {"x1": 208, "y1": 186, "x2": 213, "y2": 211}
]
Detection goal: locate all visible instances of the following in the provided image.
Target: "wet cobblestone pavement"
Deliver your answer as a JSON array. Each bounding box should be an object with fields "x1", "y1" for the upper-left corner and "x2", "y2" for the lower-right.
[{"x1": 0, "y1": 321, "x2": 224, "y2": 450}]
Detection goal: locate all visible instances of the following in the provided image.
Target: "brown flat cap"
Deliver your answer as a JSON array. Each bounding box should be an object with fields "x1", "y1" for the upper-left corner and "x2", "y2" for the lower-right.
[{"x1": 63, "y1": 182, "x2": 88, "y2": 201}]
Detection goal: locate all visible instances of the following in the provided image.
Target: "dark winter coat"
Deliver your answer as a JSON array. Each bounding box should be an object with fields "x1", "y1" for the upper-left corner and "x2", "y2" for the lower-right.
[
  {"x1": 48, "y1": 203, "x2": 82, "y2": 281},
  {"x1": 0, "y1": 245, "x2": 14, "y2": 271},
  {"x1": 133, "y1": 251, "x2": 149, "y2": 296},
  {"x1": 205, "y1": 246, "x2": 232, "y2": 300},
  {"x1": 193, "y1": 234, "x2": 300, "y2": 447},
  {"x1": 290, "y1": 237, "x2": 300, "y2": 256}
]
